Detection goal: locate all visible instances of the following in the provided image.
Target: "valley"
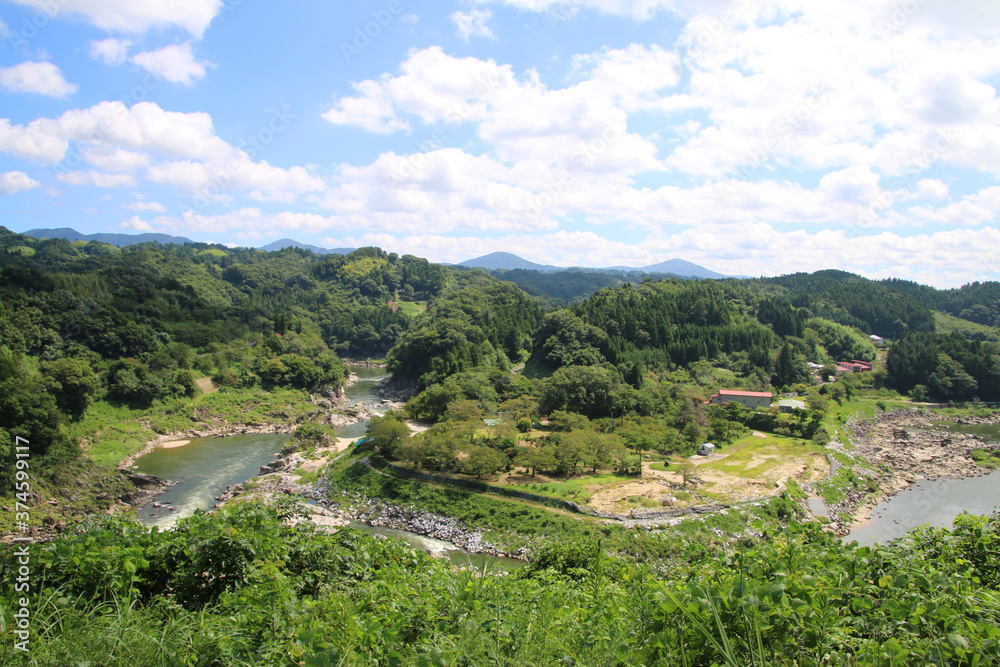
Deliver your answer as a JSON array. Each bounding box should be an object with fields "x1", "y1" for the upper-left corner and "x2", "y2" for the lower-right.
[{"x1": 1, "y1": 228, "x2": 999, "y2": 665}]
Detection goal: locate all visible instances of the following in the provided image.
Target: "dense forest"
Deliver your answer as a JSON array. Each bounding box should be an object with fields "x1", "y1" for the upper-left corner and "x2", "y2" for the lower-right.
[{"x1": 0, "y1": 228, "x2": 476, "y2": 486}]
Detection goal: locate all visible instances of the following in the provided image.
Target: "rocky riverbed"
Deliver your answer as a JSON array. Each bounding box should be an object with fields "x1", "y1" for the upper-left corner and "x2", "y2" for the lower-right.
[{"x1": 827, "y1": 409, "x2": 998, "y2": 533}]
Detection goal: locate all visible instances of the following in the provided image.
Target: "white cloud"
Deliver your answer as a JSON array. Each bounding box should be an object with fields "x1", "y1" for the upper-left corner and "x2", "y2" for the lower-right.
[
  {"x1": 916, "y1": 178, "x2": 949, "y2": 201},
  {"x1": 89, "y1": 38, "x2": 132, "y2": 66},
  {"x1": 126, "y1": 199, "x2": 167, "y2": 213},
  {"x1": 7, "y1": 0, "x2": 223, "y2": 38},
  {"x1": 322, "y1": 45, "x2": 673, "y2": 171},
  {"x1": 0, "y1": 18, "x2": 8, "y2": 37},
  {"x1": 0, "y1": 118, "x2": 69, "y2": 163},
  {"x1": 450, "y1": 9, "x2": 496, "y2": 41},
  {"x1": 121, "y1": 215, "x2": 155, "y2": 232},
  {"x1": 0, "y1": 101, "x2": 321, "y2": 204},
  {"x1": 0, "y1": 171, "x2": 40, "y2": 194},
  {"x1": 83, "y1": 147, "x2": 150, "y2": 172},
  {"x1": 57, "y1": 170, "x2": 136, "y2": 187},
  {"x1": 322, "y1": 79, "x2": 411, "y2": 134},
  {"x1": 0, "y1": 61, "x2": 78, "y2": 98},
  {"x1": 132, "y1": 43, "x2": 212, "y2": 86}
]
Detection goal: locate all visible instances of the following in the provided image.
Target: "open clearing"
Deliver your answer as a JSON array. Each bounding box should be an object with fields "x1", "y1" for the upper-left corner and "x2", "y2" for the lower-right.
[{"x1": 590, "y1": 434, "x2": 830, "y2": 511}]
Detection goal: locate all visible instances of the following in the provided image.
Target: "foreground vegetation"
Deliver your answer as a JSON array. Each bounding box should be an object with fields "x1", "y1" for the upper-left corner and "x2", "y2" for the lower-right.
[{"x1": 1, "y1": 499, "x2": 998, "y2": 666}]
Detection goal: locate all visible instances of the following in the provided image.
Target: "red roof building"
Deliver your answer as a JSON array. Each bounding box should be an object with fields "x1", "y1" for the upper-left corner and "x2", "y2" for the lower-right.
[{"x1": 708, "y1": 389, "x2": 774, "y2": 409}]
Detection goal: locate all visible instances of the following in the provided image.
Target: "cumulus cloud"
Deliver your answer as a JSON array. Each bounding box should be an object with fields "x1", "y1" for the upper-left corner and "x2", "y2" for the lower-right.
[
  {"x1": 132, "y1": 43, "x2": 212, "y2": 86},
  {"x1": 0, "y1": 170, "x2": 40, "y2": 194},
  {"x1": 0, "y1": 62, "x2": 78, "y2": 98},
  {"x1": 125, "y1": 199, "x2": 167, "y2": 213},
  {"x1": 7, "y1": 0, "x2": 223, "y2": 38},
  {"x1": 450, "y1": 9, "x2": 496, "y2": 41},
  {"x1": 121, "y1": 215, "x2": 155, "y2": 232},
  {"x1": 0, "y1": 101, "x2": 322, "y2": 204},
  {"x1": 89, "y1": 38, "x2": 132, "y2": 66},
  {"x1": 57, "y1": 170, "x2": 136, "y2": 187}
]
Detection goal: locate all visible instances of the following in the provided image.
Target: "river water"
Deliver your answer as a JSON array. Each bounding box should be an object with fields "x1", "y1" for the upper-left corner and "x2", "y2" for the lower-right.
[
  {"x1": 135, "y1": 366, "x2": 387, "y2": 529},
  {"x1": 845, "y1": 420, "x2": 1000, "y2": 546},
  {"x1": 131, "y1": 369, "x2": 517, "y2": 566}
]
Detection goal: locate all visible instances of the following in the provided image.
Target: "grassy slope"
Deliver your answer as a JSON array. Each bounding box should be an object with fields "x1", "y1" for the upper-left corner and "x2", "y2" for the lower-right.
[{"x1": 934, "y1": 310, "x2": 1000, "y2": 340}]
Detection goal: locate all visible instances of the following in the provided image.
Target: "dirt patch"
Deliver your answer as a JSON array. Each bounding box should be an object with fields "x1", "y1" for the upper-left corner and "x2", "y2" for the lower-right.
[
  {"x1": 405, "y1": 420, "x2": 431, "y2": 435},
  {"x1": 196, "y1": 376, "x2": 220, "y2": 396},
  {"x1": 588, "y1": 479, "x2": 671, "y2": 513}
]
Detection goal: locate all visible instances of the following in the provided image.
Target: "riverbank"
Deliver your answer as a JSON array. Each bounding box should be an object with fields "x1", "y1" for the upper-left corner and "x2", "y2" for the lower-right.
[{"x1": 832, "y1": 409, "x2": 998, "y2": 533}]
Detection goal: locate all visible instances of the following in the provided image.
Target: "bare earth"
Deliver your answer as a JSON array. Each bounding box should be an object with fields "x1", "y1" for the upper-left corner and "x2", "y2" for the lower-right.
[
  {"x1": 195, "y1": 376, "x2": 220, "y2": 396},
  {"x1": 588, "y1": 446, "x2": 831, "y2": 512}
]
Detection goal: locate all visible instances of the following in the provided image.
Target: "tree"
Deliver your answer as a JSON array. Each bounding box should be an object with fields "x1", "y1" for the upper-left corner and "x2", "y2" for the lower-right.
[
  {"x1": 547, "y1": 410, "x2": 592, "y2": 433},
  {"x1": 363, "y1": 413, "x2": 410, "y2": 458},
  {"x1": 675, "y1": 460, "x2": 698, "y2": 488},
  {"x1": 42, "y1": 357, "x2": 98, "y2": 420},
  {"x1": 539, "y1": 365, "x2": 618, "y2": 419},
  {"x1": 458, "y1": 446, "x2": 503, "y2": 478}
]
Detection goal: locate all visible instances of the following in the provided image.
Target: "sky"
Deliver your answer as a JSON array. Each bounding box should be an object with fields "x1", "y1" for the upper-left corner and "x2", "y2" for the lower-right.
[{"x1": 1, "y1": 0, "x2": 999, "y2": 287}]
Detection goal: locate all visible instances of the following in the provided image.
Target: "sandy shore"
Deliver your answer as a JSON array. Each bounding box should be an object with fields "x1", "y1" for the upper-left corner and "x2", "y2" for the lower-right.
[{"x1": 159, "y1": 439, "x2": 192, "y2": 449}]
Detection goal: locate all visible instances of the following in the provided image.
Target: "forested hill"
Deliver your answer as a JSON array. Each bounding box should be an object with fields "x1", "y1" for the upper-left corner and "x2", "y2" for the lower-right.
[
  {"x1": 757, "y1": 270, "x2": 936, "y2": 335},
  {"x1": 881, "y1": 277, "x2": 1000, "y2": 328},
  {"x1": 0, "y1": 226, "x2": 487, "y2": 480}
]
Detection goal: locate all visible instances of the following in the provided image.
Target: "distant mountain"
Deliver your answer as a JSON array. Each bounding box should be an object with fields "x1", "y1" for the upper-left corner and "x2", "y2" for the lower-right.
[
  {"x1": 459, "y1": 252, "x2": 560, "y2": 272},
  {"x1": 638, "y1": 259, "x2": 729, "y2": 280},
  {"x1": 259, "y1": 238, "x2": 354, "y2": 255},
  {"x1": 21, "y1": 228, "x2": 194, "y2": 247},
  {"x1": 459, "y1": 252, "x2": 729, "y2": 279}
]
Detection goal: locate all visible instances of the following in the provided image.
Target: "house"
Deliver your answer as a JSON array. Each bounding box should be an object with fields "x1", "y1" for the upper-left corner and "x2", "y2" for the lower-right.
[
  {"x1": 870, "y1": 335, "x2": 885, "y2": 346},
  {"x1": 836, "y1": 361, "x2": 872, "y2": 374},
  {"x1": 777, "y1": 399, "x2": 807, "y2": 413},
  {"x1": 698, "y1": 442, "x2": 716, "y2": 456},
  {"x1": 708, "y1": 389, "x2": 774, "y2": 409}
]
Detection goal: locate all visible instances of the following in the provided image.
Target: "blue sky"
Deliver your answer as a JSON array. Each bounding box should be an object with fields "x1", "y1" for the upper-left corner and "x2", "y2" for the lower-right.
[{"x1": 1, "y1": 0, "x2": 1000, "y2": 287}]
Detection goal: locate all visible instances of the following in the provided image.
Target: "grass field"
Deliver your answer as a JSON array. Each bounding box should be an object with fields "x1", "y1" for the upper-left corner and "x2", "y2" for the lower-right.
[
  {"x1": 699, "y1": 434, "x2": 826, "y2": 479},
  {"x1": 396, "y1": 300, "x2": 428, "y2": 317}
]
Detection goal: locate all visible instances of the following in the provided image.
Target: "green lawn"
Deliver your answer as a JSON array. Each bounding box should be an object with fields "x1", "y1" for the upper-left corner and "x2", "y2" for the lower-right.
[{"x1": 397, "y1": 300, "x2": 427, "y2": 317}]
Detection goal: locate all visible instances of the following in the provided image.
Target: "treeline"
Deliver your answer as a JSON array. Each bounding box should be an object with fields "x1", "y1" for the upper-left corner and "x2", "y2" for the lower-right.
[
  {"x1": 757, "y1": 269, "x2": 937, "y2": 335},
  {"x1": 883, "y1": 277, "x2": 1000, "y2": 329},
  {"x1": 386, "y1": 282, "x2": 543, "y2": 387},
  {"x1": 888, "y1": 332, "x2": 1000, "y2": 401}
]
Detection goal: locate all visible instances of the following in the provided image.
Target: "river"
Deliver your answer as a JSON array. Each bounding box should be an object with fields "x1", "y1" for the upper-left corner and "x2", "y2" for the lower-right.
[
  {"x1": 845, "y1": 420, "x2": 1000, "y2": 546},
  {"x1": 135, "y1": 366, "x2": 387, "y2": 529},
  {"x1": 131, "y1": 370, "x2": 518, "y2": 567}
]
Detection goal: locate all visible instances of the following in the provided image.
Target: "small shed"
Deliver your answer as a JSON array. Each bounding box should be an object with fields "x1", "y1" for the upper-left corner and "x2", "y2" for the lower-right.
[
  {"x1": 698, "y1": 442, "x2": 716, "y2": 456},
  {"x1": 778, "y1": 399, "x2": 807, "y2": 413}
]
